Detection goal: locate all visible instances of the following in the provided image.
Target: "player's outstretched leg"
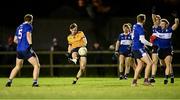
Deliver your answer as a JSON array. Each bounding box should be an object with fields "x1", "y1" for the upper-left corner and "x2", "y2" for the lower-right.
[
  {"x1": 72, "y1": 56, "x2": 86, "y2": 84},
  {"x1": 5, "y1": 58, "x2": 23, "y2": 87}
]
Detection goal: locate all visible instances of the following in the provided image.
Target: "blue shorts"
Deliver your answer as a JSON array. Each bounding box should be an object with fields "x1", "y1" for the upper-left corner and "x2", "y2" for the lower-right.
[
  {"x1": 17, "y1": 48, "x2": 35, "y2": 59},
  {"x1": 119, "y1": 50, "x2": 132, "y2": 57},
  {"x1": 152, "y1": 45, "x2": 158, "y2": 54},
  {"x1": 158, "y1": 48, "x2": 173, "y2": 60},
  {"x1": 132, "y1": 48, "x2": 147, "y2": 59}
]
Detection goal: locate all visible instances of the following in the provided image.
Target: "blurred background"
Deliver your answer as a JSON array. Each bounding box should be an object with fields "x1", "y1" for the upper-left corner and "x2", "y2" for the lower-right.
[{"x1": 0, "y1": 0, "x2": 180, "y2": 77}]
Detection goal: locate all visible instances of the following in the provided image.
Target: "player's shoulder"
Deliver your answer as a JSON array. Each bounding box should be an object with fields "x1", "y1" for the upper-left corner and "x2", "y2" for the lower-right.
[
  {"x1": 23, "y1": 22, "x2": 33, "y2": 29},
  {"x1": 78, "y1": 31, "x2": 84, "y2": 35},
  {"x1": 120, "y1": 33, "x2": 124, "y2": 35},
  {"x1": 23, "y1": 22, "x2": 31, "y2": 26},
  {"x1": 67, "y1": 34, "x2": 72, "y2": 39},
  {"x1": 118, "y1": 33, "x2": 124, "y2": 37}
]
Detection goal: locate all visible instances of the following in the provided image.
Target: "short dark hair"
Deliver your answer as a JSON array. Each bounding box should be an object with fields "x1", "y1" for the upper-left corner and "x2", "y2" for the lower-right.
[
  {"x1": 24, "y1": 14, "x2": 33, "y2": 22},
  {"x1": 69, "y1": 23, "x2": 77, "y2": 29}
]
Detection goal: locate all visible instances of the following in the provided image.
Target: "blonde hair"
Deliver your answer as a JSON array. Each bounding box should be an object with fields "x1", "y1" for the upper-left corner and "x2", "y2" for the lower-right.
[
  {"x1": 24, "y1": 14, "x2": 33, "y2": 22},
  {"x1": 160, "y1": 18, "x2": 169, "y2": 25},
  {"x1": 123, "y1": 23, "x2": 131, "y2": 29},
  {"x1": 156, "y1": 15, "x2": 161, "y2": 19},
  {"x1": 137, "y1": 14, "x2": 146, "y2": 23}
]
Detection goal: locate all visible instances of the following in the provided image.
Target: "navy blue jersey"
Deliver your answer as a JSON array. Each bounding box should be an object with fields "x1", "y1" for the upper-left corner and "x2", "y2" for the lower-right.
[
  {"x1": 156, "y1": 27, "x2": 173, "y2": 48},
  {"x1": 132, "y1": 23, "x2": 145, "y2": 50},
  {"x1": 117, "y1": 33, "x2": 132, "y2": 53},
  {"x1": 15, "y1": 22, "x2": 33, "y2": 51}
]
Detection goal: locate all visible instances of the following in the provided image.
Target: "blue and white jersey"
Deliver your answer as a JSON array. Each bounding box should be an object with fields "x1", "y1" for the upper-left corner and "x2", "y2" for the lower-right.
[
  {"x1": 15, "y1": 22, "x2": 33, "y2": 51},
  {"x1": 156, "y1": 26, "x2": 173, "y2": 48},
  {"x1": 117, "y1": 33, "x2": 132, "y2": 53},
  {"x1": 132, "y1": 23, "x2": 145, "y2": 50}
]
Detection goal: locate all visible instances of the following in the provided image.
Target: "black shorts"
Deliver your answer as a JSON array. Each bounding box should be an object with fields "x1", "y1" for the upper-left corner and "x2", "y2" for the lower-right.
[
  {"x1": 119, "y1": 51, "x2": 132, "y2": 57},
  {"x1": 70, "y1": 47, "x2": 80, "y2": 54},
  {"x1": 158, "y1": 48, "x2": 173, "y2": 60},
  {"x1": 71, "y1": 47, "x2": 87, "y2": 57},
  {"x1": 17, "y1": 48, "x2": 36, "y2": 59},
  {"x1": 132, "y1": 48, "x2": 147, "y2": 59},
  {"x1": 152, "y1": 45, "x2": 158, "y2": 54}
]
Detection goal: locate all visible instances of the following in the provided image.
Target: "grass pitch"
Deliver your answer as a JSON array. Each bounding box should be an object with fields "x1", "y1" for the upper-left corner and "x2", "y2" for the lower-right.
[{"x1": 0, "y1": 77, "x2": 180, "y2": 100}]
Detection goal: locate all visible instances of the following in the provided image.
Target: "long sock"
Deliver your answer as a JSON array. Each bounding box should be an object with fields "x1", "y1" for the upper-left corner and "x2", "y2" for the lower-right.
[
  {"x1": 132, "y1": 79, "x2": 137, "y2": 84},
  {"x1": 165, "y1": 75, "x2": 168, "y2": 80},
  {"x1": 124, "y1": 73, "x2": 129, "y2": 78},
  {"x1": 120, "y1": 72, "x2": 123, "y2": 77},
  {"x1": 170, "y1": 73, "x2": 174, "y2": 78},
  {"x1": 74, "y1": 77, "x2": 79, "y2": 81},
  {"x1": 8, "y1": 79, "x2": 12, "y2": 83},
  {"x1": 33, "y1": 80, "x2": 38, "y2": 84},
  {"x1": 151, "y1": 75, "x2": 155, "y2": 79},
  {"x1": 144, "y1": 78, "x2": 148, "y2": 82}
]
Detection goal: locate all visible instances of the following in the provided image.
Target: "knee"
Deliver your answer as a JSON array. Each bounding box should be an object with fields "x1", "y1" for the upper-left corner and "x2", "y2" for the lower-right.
[
  {"x1": 34, "y1": 64, "x2": 40, "y2": 69},
  {"x1": 15, "y1": 66, "x2": 21, "y2": 70},
  {"x1": 120, "y1": 62, "x2": 124, "y2": 67},
  {"x1": 80, "y1": 66, "x2": 86, "y2": 71},
  {"x1": 147, "y1": 60, "x2": 153, "y2": 66}
]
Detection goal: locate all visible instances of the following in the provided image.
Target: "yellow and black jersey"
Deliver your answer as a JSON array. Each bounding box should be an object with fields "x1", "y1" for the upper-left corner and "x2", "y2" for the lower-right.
[{"x1": 67, "y1": 31, "x2": 87, "y2": 49}]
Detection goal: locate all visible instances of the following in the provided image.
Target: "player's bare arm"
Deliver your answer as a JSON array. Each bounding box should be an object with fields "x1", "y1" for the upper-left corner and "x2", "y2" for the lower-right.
[
  {"x1": 172, "y1": 18, "x2": 179, "y2": 31},
  {"x1": 27, "y1": 32, "x2": 32, "y2": 45},
  {"x1": 13, "y1": 36, "x2": 18, "y2": 44}
]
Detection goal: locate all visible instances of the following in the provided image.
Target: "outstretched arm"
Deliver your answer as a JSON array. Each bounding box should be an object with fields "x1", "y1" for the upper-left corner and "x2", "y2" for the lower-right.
[
  {"x1": 172, "y1": 18, "x2": 179, "y2": 31},
  {"x1": 171, "y1": 11, "x2": 179, "y2": 30}
]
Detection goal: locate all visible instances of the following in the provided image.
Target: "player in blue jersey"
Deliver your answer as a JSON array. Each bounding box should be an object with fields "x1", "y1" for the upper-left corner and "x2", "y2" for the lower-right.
[
  {"x1": 115, "y1": 23, "x2": 132, "y2": 80},
  {"x1": 149, "y1": 8, "x2": 161, "y2": 83},
  {"x1": 5, "y1": 14, "x2": 40, "y2": 87},
  {"x1": 156, "y1": 14, "x2": 179, "y2": 84},
  {"x1": 131, "y1": 14, "x2": 153, "y2": 86}
]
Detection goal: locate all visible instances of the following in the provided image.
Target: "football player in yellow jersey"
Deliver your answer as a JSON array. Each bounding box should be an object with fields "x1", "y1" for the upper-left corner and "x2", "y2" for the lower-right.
[{"x1": 67, "y1": 23, "x2": 87, "y2": 84}]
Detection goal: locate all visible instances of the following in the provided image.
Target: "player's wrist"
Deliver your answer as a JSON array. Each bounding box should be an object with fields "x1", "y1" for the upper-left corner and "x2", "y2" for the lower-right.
[{"x1": 29, "y1": 44, "x2": 32, "y2": 48}]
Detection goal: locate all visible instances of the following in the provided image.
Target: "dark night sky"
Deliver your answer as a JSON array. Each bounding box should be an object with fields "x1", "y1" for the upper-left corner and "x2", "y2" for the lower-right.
[
  {"x1": 0, "y1": 0, "x2": 179, "y2": 27},
  {"x1": 0, "y1": 0, "x2": 180, "y2": 50}
]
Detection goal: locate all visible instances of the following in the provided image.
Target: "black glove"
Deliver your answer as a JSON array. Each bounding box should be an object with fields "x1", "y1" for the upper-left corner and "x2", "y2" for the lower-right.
[
  {"x1": 114, "y1": 51, "x2": 119, "y2": 57},
  {"x1": 112, "y1": 52, "x2": 119, "y2": 60},
  {"x1": 171, "y1": 10, "x2": 178, "y2": 18},
  {"x1": 152, "y1": 6, "x2": 156, "y2": 14},
  {"x1": 28, "y1": 44, "x2": 32, "y2": 50},
  {"x1": 29, "y1": 44, "x2": 32, "y2": 48},
  {"x1": 28, "y1": 44, "x2": 34, "y2": 53},
  {"x1": 65, "y1": 52, "x2": 71, "y2": 59}
]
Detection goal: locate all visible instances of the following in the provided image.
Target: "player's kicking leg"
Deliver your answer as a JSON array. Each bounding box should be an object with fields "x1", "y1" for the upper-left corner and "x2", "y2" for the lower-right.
[{"x1": 72, "y1": 56, "x2": 87, "y2": 84}]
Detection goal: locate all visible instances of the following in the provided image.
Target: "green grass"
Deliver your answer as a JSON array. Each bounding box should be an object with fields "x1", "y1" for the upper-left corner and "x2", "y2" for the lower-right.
[{"x1": 0, "y1": 77, "x2": 180, "y2": 100}]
